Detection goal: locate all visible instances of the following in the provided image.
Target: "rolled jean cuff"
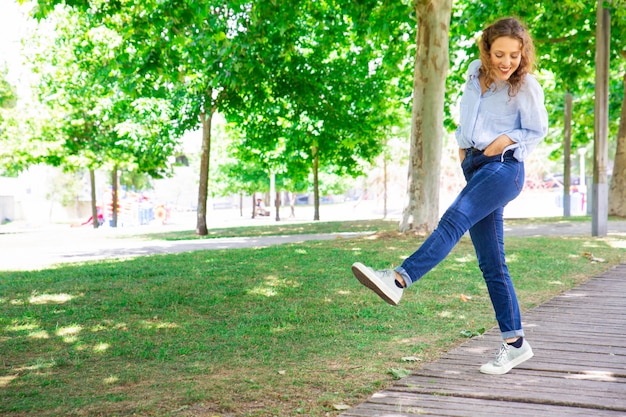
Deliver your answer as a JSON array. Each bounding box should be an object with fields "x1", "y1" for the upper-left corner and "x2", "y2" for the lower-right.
[
  {"x1": 394, "y1": 266, "x2": 413, "y2": 287},
  {"x1": 501, "y1": 330, "x2": 525, "y2": 340}
]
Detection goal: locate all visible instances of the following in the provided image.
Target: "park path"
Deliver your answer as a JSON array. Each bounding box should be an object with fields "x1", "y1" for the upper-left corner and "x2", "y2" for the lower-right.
[
  {"x1": 340, "y1": 263, "x2": 626, "y2": 417},
  {"x1": 2, "y1": 218, "x2": 625, "y2": 271}
]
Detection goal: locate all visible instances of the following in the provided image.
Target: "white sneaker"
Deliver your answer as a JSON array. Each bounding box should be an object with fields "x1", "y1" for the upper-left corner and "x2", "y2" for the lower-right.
[
  {"x1": 480, "y1": 339, "x2": 534, "y2": 375},
  {"x1": 351, "y1": 262, "x2": 403, "y2": 306}
]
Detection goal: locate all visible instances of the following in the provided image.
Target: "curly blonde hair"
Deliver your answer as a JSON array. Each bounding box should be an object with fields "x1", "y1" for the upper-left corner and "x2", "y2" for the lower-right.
[{"x1": 478, "y1": 17, "x2": 536, "y2": 97}]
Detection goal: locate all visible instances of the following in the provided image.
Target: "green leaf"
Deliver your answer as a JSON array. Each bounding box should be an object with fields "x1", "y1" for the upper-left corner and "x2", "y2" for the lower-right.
[
  {"x1": 460, "y1": 328, "x2": 486, "y2": 338},
  {"x1": 388, "y1": 368, "x2": 411, "y2": 380}
]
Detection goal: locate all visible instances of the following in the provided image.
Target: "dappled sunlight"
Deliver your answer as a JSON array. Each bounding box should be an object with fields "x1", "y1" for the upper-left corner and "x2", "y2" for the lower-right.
[
  {"x1": 464, "y1": 345, "x2": 492, "y2": 354},
  {"x1": 607, "y1": 238, "x2": 626, "y2": 249},
  {"x1": 29, "y1": 292, "x2": 76, "y2": 304},
  {"x1": 396, "y1": 336, "x2": 423, "y2": 345},
  {"x1": 0, "y1": 375, "x2": 18, "y2": 387},
  {"x1": 294, "y1": 248, "x2": 307, "y2": 254},
  {"x1": 506, "y1": 253, "x2": 519, "y2": 263},
  {"x1": 548, "y1": 280, "x2": 564, "y2": 286},
  {"x1": 6, "y1": 320, "x2": 39, "y2": 332},
  {"x1": 4, "y1": 292, "x2": 81, "y2": 307},
  {"x1": 15, "y1": 359, "x2": 57, "y2": 372},
  {"x1": 454, "y1": 254, "x2": 476, "y2": 263},
  {"x1": 56, "y1": 325, "x2": 82, "y2": 337},
  {"x1": 249, "y1": 275, "x2": 301, "y2": 298},
  {"x1": 565, "y1": 370, "x2": 617, "y2": 382},
  {"x1": 270, "y1": 324, "x2": 295, "y2": 334},
  {"x1": 139, "y1": 319, "x2": 179, "y2": 330},
  {"x1": 436, "y1": 310, "x2": 467, "y2": 321},
  {"x1": 90, "y1": 323, "x2": 109, "y2": 332},
  {"x1": 103, "y1": 375, "x2": 119, "y2": 384},
  {"x1": 250, "y1": 285, "x2": 277, "y2": 297},
  {"x1": 62, "y1": 335, "x2": 79, "y2": 343},
  {"x1": 90, "y1": 321, "x2": 129, "y2": 332},
  {"x1": 94, "y1": 342, "x2": 110, "y2": 352},
  {"x1": 560, "y1": 292, "x2": 587, "y2": 298},
  {"x1": 28, "y1": 330, "x2": 50, "y2": 339},
  {"x1": 581, "y1": 241, "x2": 604, "y2": 249},
  {"x1": 56, "y1": 325, "x2": 83, "y2": 343}
]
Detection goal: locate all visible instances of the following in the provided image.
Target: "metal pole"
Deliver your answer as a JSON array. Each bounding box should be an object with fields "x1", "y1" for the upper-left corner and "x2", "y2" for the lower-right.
[{"x1": 563, "y1": 92, "x2": 572, "y2": 217}]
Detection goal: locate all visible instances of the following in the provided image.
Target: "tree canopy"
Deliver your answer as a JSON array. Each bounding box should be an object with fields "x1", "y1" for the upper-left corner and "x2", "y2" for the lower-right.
[{"x1": 3, "y1": 0, "x2": 626, "y2": 229}]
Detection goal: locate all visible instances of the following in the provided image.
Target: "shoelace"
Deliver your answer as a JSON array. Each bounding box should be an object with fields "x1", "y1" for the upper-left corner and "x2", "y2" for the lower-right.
[{"x1": 493, "y1": 343, "x2": 511, "y2": 364}]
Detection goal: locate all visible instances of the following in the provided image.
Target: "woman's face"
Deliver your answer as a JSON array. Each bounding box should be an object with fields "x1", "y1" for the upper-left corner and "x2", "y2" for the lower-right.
[{"x1": 489, "y1": 36, "x2": 522, "y2": 81}]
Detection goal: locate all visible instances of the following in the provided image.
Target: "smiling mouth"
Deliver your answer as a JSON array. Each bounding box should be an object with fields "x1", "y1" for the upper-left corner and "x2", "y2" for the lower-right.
[{"x1": 498, "y1": 67, "x2": 513, "y2": 78}]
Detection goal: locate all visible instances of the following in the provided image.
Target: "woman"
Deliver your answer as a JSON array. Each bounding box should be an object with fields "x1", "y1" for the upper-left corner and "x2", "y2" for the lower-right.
[{"x1": 352, "y1": 17, "x2": 548, "y2": 375}]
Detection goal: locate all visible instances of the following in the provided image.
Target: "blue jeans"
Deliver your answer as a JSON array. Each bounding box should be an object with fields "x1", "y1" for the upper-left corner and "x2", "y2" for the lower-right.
[{"x1": 396, "y1": 149, "x2": 525, "y2": 340}]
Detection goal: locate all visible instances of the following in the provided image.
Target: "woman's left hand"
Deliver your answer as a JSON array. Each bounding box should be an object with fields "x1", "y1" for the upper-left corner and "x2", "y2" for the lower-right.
[
  {"x1": 458, "y1": 147, "x2": 466, "y2": 163},
  {"x1": 484, "y1": 135, "x2": 515, "y2": 156}
]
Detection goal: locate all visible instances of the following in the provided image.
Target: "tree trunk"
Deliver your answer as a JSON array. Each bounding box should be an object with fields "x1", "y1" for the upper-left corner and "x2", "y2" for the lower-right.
[
  {"x1": 399, "y1": 0, "x2": 452, "y2": 234},
  {"x1": 383, "y1": 145, "x2": 388, "y2": 219},
  {"x1": 89, "y1": 168, "x2": 98, "y2": 229},
  {"x1": 312, "y1": 143, "x2": 320, "y2": 221},
  {"x1": 111, "y1": 167, "x2": 118, "y2": 228},
  {"x1": 609, "y1": 71, "x2": 626, "y2": 217},
  {"x1": 274, "y1": 190, "x2": 281, "y2": 221},
  {"x1": 196, "y1": 100, "x2": 214, "y2": 236}
]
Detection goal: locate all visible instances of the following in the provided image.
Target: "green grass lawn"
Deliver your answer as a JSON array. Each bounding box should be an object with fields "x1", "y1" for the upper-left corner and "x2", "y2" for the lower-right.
[{"x1": 1, "y1": 219, "x2": 625, "y2": 416}]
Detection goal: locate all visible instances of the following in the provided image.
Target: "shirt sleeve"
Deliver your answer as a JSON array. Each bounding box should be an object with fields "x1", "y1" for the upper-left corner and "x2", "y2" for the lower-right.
[{"x1": 505, "y1": 75, "x2": 549, "y2": 161}]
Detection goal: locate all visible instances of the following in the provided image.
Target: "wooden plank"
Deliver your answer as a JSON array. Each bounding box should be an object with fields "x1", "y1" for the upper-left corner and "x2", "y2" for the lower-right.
[
  {"x1": 340, "y1": 264, "x2": 626, "y2": 416},
  {"x1": 344, "y1": 391, "x2": 626, "y2": 417}
]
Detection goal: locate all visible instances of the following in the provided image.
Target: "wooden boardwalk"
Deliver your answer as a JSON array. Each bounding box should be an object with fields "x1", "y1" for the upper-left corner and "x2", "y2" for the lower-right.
[{"x1": 341, "y1": 263, "x2": 626, "y2": 417}]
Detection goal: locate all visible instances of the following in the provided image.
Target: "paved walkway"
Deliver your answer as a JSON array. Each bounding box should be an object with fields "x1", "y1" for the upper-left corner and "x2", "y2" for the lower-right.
[
  {"x1": 1, "y1": 219, "x2": 625, "y2": 271},
  {"x1": 0, "y1": 227, "x2": 374, "y2": 271},
  {"x1": 341, "y1": 263, "x2": 626, "y2": 417}
]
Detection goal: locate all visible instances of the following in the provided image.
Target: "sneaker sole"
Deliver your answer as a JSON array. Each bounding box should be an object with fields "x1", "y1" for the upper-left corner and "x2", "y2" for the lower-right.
[
  {"x1": 351, "y1": 262, "x2": 400, "y2": 306},
  {"x1": 480, "y1": 347, "x2": 534, "y2": 375}
]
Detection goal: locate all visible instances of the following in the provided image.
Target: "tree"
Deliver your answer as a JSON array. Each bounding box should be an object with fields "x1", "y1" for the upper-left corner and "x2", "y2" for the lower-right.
[
  {"x1": 610, "y1": 69, "x2": 626, "y2": 216},
  {"x1": 27, "y1": 7, "x2": 178, "y2": 227},
  {"x1": 224, "y1": 0, "x2": 413, "y2": 221},
  {"x1": 0, "y1": 68, "x2": 16, "y2": 110},
  {"x1": 608, "y1": 1, "x2": 626, "y2": 217},
  {"x1": 0, "y1": 67, "x2": 27, "y2": 176},
  {"x1": 399, "y1": 0, "x2": 453, "y2": 234},
  {"x1": 29, "y1": 0, "x2": 241, "y2": 233}
]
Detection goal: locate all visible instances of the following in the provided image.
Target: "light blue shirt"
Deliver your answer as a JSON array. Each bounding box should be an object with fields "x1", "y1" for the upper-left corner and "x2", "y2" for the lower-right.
[{"x1": 455, "y1": 60, "x2": 549, "y2": 161}]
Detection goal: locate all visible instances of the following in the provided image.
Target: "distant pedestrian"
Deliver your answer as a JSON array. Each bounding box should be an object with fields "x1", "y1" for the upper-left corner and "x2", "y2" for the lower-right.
[
  {"x1": 352, "y1": 17, "x2": 548, "y2": 375},
  {"x1": 255, "y1": 198, "x2": 269, "y2": 217}
]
